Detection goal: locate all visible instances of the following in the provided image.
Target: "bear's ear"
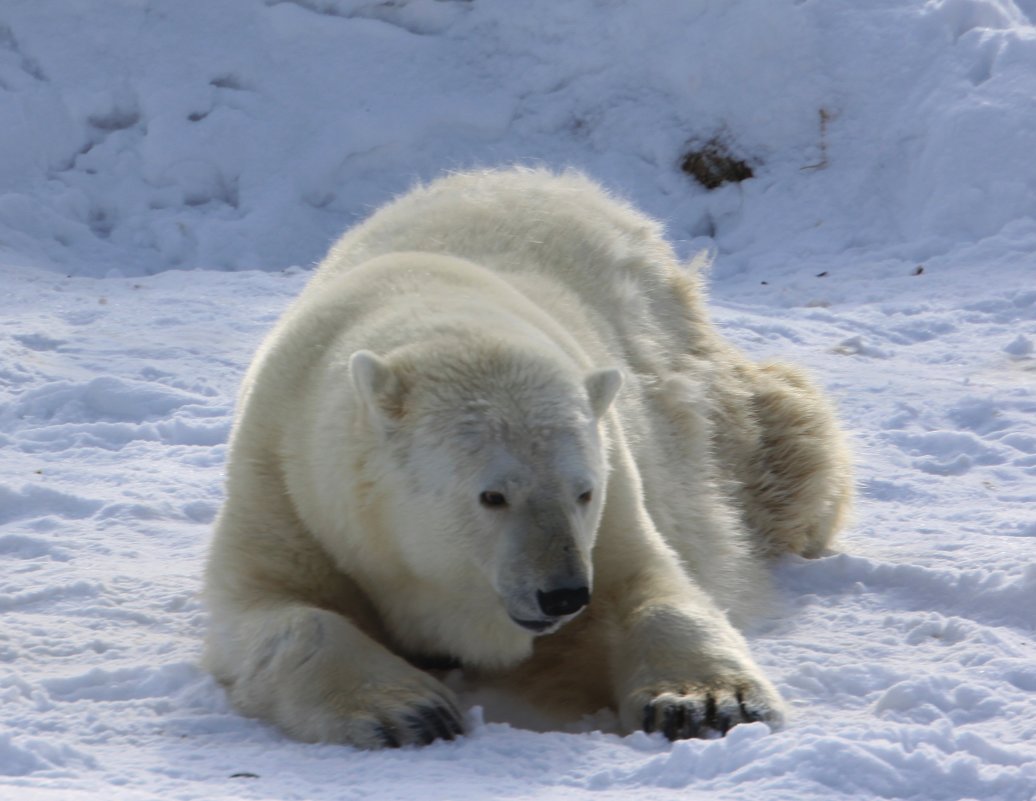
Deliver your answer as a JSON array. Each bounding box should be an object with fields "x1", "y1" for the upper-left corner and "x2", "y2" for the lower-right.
[
  {"x1": 350, "y1": 350, "x2": 404, "y2": 426},
  {"x1": 584, "y1": 367, "x2": 623, "y2": 419}
]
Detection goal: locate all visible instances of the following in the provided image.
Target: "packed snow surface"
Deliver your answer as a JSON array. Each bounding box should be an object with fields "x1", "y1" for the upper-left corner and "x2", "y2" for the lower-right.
[{"x1": 1, "y1": 1, "x2": 1034, "y2": 799}]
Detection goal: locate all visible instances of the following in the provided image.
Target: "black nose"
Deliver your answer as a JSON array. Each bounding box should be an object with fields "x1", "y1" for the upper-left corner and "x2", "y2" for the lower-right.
[{"x1": 537, "y1": 586, "x2": 590, "y2": 617}]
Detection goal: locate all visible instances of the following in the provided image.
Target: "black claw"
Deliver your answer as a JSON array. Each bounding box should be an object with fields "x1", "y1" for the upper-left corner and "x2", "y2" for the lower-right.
[
  {"x1": 403, "y1": 712, "x2": 437, "y2": 746},
  {"x1": 405, "y1": 705, "x2": 463, "y2": 744},
  {"x1": 426, "y1": 705, "x2": 458, "y2": 741},
  {"x1": 642, "y1": 703, "x2": 657, "y2": 734},
  {"x1": 437, "y1": 698, "x2": 466, "y2": 736},
  {"x1": 661, "y1": 703, "x2": 687, "y2": 740},
  {"x1": 438, "y1": 704, "x2": 465, "y2": 738},
  {"x1": 687, "y1": 706, "x2": 705, "y2": 739},
  {"x1": 682, "y1": 704, "x2": 702, "y2": 739},
  {"x1": 375, "y1": 724, "x2": 401, "y2": 749},
  {"x1": 736, "y1": 689, "x2": 764, "y2": 724},
  {"x1": 704, "y1": 695, "x2": 719, "y2": 730},
  {"x1": 419, "y1": 707, "x2": 448, "y2": 742}
]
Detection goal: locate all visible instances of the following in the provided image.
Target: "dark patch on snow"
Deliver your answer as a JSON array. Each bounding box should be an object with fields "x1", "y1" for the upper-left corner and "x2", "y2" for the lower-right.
[{"x1": 680, "y1": 136, "x2": 755, "y2": 189}]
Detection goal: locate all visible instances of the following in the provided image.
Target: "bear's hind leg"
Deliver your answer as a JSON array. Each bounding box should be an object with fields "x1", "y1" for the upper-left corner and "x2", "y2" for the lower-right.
[{"x1": 742, "y1": 362, "x2": 853, "y2": 559}]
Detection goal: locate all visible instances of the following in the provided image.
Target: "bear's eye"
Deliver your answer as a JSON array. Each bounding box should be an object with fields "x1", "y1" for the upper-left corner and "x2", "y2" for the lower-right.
[
  {"x1": 577, "y1": 489, "x2": 593, "y2": 505},
  {"x1": 479, "y1": 490, "x2": 508, "y2": 508}
]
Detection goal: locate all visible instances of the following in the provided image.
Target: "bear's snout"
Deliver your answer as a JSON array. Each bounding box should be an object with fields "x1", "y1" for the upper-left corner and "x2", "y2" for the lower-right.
[{"x1": 536, "y1": 586, "x2": 590, "y2": 617}]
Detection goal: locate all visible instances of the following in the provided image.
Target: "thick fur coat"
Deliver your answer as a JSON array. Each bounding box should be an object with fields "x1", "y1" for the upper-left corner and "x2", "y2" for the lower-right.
[{"x1": 203, "y1": 168, "x2": 853, "y2": 747}]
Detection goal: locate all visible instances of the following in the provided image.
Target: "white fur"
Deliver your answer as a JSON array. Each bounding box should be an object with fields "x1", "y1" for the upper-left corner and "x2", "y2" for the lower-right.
[{"x1": 203, "y1": 168, "x2": 853, "y2": 747}]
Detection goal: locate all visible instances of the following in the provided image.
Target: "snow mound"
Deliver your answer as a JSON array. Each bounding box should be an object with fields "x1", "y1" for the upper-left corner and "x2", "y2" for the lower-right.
[{"x1": 2, "y1": 0, "x2": 1036, "y2": 280}]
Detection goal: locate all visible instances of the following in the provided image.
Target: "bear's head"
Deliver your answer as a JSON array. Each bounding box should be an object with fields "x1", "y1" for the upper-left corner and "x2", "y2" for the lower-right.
[{"x1": 348, "y1": 341, "x2": 622, "y2": 659}]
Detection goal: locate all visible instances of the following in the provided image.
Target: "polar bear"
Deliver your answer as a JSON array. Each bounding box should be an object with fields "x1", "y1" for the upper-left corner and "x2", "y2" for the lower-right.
[{"x1": 203, "y1": 168, "x2": 852, "y2": 748}]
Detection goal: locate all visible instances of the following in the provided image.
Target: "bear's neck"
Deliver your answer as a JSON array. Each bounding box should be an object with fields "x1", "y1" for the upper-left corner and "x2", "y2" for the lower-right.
[{"x1": 366, "y1": 575, "x2": 536, "y2": 671}]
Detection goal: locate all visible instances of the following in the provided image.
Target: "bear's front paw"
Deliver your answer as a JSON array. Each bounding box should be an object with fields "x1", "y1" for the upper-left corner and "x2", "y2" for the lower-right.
[
  {"x1": 274, "y1": 669, "x2": 466, "y2": 749},
  {"x1": 338, "y1": 683, "x2": 466, "y2": 749},
  {"x1": 366, "y1": 698, "x2": 465, "y2": 748},
  {"x1": 633, "y1": 678, "x2": 784, "y2": 740}
]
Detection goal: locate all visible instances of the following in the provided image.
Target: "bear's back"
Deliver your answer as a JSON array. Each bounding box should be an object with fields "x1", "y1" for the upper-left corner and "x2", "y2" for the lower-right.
[{"x1": 310, "y1": 168, "x2": 717, "y2": 375}]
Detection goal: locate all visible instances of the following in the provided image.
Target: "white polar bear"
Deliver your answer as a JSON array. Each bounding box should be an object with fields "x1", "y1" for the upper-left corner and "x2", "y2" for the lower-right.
[{"x1": 203, "y1": 168, "x2": 852, "y2": 748}]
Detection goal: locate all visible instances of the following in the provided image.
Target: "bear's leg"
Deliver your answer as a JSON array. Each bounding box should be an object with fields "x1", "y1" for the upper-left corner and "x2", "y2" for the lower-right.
[
  {"x1": 595, "y1": 448, "x2": 786, "y2": 739},
  {"x1": 204, "y1": 599, "x2": 464, "y2": 747},
  {"x1": 742, "y1": 362, "x2": 854, "y2": 558},
  {"x1": 607, "y1": 588, "x2": 786, "y2": 740},
  {"x1": 204, "y1": 478, "x2": 464, "y2": 748}
]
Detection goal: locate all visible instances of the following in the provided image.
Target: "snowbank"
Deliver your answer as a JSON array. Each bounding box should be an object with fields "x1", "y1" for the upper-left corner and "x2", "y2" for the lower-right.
[{"x1": 3, "y1": 0, "x2": 1036, "y2": 280}]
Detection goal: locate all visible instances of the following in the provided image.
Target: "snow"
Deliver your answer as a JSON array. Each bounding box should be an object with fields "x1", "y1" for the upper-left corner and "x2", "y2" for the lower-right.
[{"x1": 1, "y1": 0, "x2": 1034, "y2": 799}]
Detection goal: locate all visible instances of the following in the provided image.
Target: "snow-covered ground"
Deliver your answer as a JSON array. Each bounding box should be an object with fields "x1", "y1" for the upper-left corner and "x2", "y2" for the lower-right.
[{"x1": 2, "y1": 1, "x2": 1034, "y2": 799}]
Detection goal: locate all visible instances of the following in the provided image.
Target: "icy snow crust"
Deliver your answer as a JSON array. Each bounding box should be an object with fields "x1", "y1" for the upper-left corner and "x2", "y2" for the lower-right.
[{"x1": 1, "y1": 0, "x2": 1035, "y2": 799}]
